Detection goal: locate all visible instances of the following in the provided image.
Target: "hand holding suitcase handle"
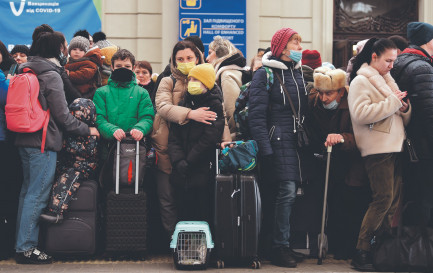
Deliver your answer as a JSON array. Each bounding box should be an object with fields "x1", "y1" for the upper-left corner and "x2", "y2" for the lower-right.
[{"x1": 114, "y1": 129, "x2": 143, "y2": 141}]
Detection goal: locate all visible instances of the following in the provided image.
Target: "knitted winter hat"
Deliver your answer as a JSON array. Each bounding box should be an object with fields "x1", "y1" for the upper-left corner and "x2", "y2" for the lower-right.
[
  {"x1": 93, "y1": 31, "x2": 113, "y2": 49},
  {"x1": 271, "y1": 28, "x2": 297, "y2": 58},
  {"x1": 209, "y1": 36, "x2": 237, "y2": 58},
  {"x1": 407, "y1": 22, "x2": 433, "y2": 46},
  {"x1": 10, "y1": 45, "x2": 30, "y2": 56},
  {"x1": 313, "y1": 67, "x2": 346, "y2": 91},
  {"x1": 68, "y1": 36, "x2": 90, "y2": 54},
  {"x1": 188, "y1": 63, "x2": 216, "y2": 89},
  {"x1": 301, "y1": 49, "x2": 322, "y2": 69}
]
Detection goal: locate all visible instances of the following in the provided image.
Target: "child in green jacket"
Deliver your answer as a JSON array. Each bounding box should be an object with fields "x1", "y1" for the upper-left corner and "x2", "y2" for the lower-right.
[{"x1": 93, "y1": 49, "x2": 154, "y2": 150}]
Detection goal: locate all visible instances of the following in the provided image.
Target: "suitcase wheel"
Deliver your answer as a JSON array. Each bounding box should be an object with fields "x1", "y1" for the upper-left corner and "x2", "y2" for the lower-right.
[
  {"x1": 217, "y1": 260, "x2": 224, "y2": 269},
  {"x1": 252, "y1": 260, "x2": 261, "y2": 269}
]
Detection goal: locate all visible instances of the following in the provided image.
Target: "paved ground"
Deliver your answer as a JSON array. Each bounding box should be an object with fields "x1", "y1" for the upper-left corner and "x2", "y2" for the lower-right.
[{"x1": 0, "y1": 255, "x2": 367, "y2": 272}]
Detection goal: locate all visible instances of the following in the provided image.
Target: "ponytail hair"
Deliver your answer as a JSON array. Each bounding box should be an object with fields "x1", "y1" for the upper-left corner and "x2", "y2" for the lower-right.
[{"x1": 349, "y1": 38, "x2": 397, "y2": 84}]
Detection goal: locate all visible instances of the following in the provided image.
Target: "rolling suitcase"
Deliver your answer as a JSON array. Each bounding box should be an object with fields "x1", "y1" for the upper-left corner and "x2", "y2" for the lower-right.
[
  {"x1": 105, "y1": 138, "x2": 147, "y2": 259},
  {"x1": 44, "y1": 180, "x2": 99, "y2": 256},
  {"x1": 214, "y1": 149, "x2": 262, "y2": 269}
]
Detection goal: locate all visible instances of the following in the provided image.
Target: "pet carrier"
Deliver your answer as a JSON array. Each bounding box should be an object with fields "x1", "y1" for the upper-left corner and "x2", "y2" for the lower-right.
[{"x1": 170, "y1": 221, "x2": 214, "y2": 270}]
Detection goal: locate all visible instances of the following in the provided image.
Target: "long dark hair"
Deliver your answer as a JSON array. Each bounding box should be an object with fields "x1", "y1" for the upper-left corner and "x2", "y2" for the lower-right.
[
  {"x1": 171, "y1": 40, "x2": 204, "y2": 67},
  {"x1": 0, "y1": 40, "x2": 16, "y2": 72},
  {"x1": 349, "y1": 38, "x2": 397, "y2": 84}
]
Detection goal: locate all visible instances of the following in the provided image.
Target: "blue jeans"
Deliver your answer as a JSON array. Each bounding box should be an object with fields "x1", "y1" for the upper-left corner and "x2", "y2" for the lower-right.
[
  {"x1": 272, "y1": 180, "x2": 297, "y2": 248},
  {"x1": 15, "y1": 147, "x2": 57, "y2": 252}
]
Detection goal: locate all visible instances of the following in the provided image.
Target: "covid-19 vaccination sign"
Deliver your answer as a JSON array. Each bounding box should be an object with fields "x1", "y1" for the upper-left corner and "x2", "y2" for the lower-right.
[
  {"x1": 178, "y1": 0, "x2": 246, "y2": 57},
  {"x1": 0, "y1": 0, "x2": 102, "y2": 51}
]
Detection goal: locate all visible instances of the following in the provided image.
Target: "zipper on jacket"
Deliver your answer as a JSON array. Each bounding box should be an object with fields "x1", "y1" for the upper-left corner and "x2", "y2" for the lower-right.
[
  {"x1": 300, "y1": 66, "x2": 308, "y2": 95},
  {"x1": 280, "y1": 70, "x2": 286, "y2": 105},
  {"x1": 268, "y1": 125, "x2": 275, "y2": 140},
  {"x1": 289, "y1": 67, "x2": 302, "y2": 121}
]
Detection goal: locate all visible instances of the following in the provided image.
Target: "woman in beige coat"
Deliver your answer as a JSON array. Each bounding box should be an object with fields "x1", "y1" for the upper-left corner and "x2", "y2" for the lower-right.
[
  {"x1": 207, "y1": 36, "x2": 249, "y2": 138},
  {"x1": 347, "y1": 38, "x2": 411, "y2": 271},
  {"x1": 152, "y1": 40, "x2": 230, "y2": 235}
]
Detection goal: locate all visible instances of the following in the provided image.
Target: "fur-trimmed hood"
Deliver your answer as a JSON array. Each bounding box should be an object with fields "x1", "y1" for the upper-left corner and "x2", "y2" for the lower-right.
[{"x1": 261, "y1": 51, "x2": 302, "y2": 70}]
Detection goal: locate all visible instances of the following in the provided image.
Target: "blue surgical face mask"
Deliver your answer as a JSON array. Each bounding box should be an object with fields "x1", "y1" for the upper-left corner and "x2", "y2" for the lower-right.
[
  {"x1": 284, "y1": 50, "x2": 302, "y2": 63},
  {"x1": 323, "y1": 99, "x2": 340, "y2": 110},
  {"x1": 58, "y1": 52, "x2": 67, "y2": 66}
]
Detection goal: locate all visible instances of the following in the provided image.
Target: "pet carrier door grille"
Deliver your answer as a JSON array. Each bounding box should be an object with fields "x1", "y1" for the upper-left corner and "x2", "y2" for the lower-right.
[{"x1": 175, "y1": 232, "x2": 208, "y2": 265}]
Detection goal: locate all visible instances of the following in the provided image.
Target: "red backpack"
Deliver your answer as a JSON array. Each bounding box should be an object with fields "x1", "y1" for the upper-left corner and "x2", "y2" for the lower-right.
[{"x1": 5, "y1": 68, "x2": 50, "y2": 153}]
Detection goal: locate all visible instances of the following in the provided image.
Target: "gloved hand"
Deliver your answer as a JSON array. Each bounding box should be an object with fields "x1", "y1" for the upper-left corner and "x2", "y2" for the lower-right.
[{"x1": 176, "y1": 160, "x2": 189, "y2": 176}]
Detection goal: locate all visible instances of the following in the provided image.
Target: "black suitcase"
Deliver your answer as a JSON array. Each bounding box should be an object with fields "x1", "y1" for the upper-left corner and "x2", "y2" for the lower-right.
[
  {"x1": 44, "y1": 180, "x2": 99, "y2": 256},
  {"x1": 105, "y1": 138, "x2": 147, "y2": 258},
  {"x1": 214, "y1": 150, "x2": 261, "y2": 269}
]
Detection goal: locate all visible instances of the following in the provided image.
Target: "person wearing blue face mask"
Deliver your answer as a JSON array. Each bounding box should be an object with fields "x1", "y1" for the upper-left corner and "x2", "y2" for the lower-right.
[
  {"x1": 307, "y1": 66, "x2": 370, "y2": 261},
  {"x1": 248, "y1": 27, "x2": 308, "y2": 268}
]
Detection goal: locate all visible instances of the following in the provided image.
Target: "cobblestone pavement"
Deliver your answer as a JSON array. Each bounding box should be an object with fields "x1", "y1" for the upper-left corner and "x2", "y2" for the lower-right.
[{"x1": 0, "y1": 255, "x2": 371, "y2": 272}]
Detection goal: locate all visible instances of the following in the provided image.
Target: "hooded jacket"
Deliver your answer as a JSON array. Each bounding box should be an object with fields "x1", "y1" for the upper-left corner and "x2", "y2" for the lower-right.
[
  {"x1": 348, "y1": 63, "x2": 411, "y2": 157},
  {"x1": 248, "y1": 51, "x2": 308, "y2": 182},
  {"x1": 392, "y1": 45, "x2": 433, "y2": 159},
  {"x1": 14, "y1": 56, "x2": 90, "y2": 152},
  {"x1": 152, "y1": 59, "x2": 231, "y2": 174},
  {"x1": 65, "y1": 47, "x2": 103, "y2": 99},
  {"x1": 58, "y1": 98, "x2": 98, "y2": 179},
  {"x1": 93, "y1": 73, "x2": 155, "y2": 140},
  {"x1": 168, "y1": 85, "x2": 225, "y2": 187},
  {"x1": 214, "y1": 52, "x2": 249, "y2": 138}
]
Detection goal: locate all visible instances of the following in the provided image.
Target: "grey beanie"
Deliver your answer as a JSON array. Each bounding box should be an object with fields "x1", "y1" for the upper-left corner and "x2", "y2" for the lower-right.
[
  {"x1": 95, "y1": 40, "x2": 113, "y2": 49},
  {"x1": 68, "y1": 36, "x2": 90, "y2": 54}
]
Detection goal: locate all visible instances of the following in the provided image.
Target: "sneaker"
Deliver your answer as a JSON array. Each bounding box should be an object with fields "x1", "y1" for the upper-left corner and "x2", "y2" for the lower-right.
[
  {"x1": 271, "y1": 246, "x2": 297, "y2": 268},
  {"x1": 15, "y1": 248, "x2": 52, "y2": 264},
  {"x1": 351, "y1": 249, "x2": 374, "y2": 271},
  {"x1": 288, "y1": 248, "x2": 305, "y2": 262},
  {"x1": 39, "y1": 212, "x2": 63, "y2": 224}
]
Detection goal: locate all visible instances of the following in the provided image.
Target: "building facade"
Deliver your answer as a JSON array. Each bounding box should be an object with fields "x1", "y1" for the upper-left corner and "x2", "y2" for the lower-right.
[{"x1": 102, "y1": 0, "x2": 433, "y2": 73}]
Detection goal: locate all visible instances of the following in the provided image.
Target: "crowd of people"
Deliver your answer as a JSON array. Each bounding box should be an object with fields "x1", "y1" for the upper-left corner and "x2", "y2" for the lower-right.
[{"x1": 0, "y1": 21, "x2": 432, "y2": 271}]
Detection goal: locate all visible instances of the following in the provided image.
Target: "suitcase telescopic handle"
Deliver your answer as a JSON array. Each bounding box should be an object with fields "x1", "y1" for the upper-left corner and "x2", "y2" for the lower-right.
[
  {"x1": 215, "y1": 149, "x2": 220, "y2": 175},
  {"x1": 116, "y1": 141, "x2": 120, "y2": 194},
  {"x1": 135, "y1": 140, "x2": 139, "y2": 194},
  {"x1": 115, "y1": 136, "x2": 141, "y2": 195}
]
